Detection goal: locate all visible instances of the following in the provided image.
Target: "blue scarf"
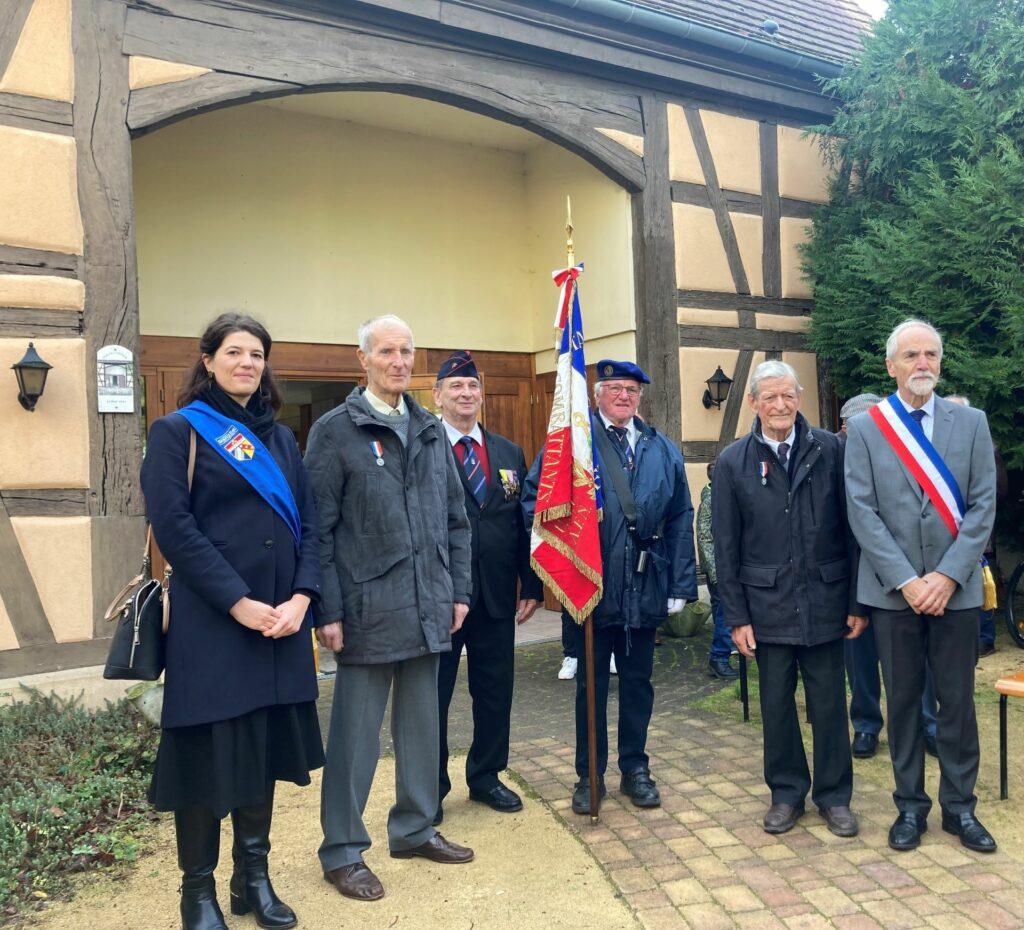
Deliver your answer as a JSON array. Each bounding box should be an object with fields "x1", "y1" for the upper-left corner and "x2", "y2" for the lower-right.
[{"x1": 176, "y1": 400, "x2": 301, "y2": 547}]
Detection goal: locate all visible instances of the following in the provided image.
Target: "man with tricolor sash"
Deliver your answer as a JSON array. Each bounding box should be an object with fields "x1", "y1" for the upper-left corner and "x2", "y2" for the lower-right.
[{"x1": 845, "y1": 319, "x2": 998, "y2": 854}]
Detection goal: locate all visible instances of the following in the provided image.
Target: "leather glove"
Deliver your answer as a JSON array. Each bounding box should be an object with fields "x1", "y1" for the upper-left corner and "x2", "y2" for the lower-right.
[{"x1": 666, "y1": 598, "x2": 685, "y2": 614}]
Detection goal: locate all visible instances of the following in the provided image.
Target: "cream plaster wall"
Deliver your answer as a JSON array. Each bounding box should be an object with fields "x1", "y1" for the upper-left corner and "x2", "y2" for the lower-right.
[
  {"x1": 734, "y1": 351, "x2": 767, "y2": 438},
  {"x1": 134, "y1": 100, "x2": 632, "y2": 359},
  {"x1": 780, "y1": 217, "x2": 813, "y2": 299},
  {"x1": 0, "y1": 127, "x2": 83, "y2": 254},
  {"x1": 677, "y1": 307, "x2": 738, "y2": 328},
  {"x1": 0, "y1": 594, "x2": 18, "y2": 651},
  {"x1": 731, "y1": 212, "x2": 763, "y2": 297},
  {"x1": 0, "y1": 338, "x2": 90, "y2": 489},
  {"x1": 0, "y1": 274, "x2": 84, "y2": 310},
  {"x1": 673, "y1": 203, "x2": 733, "y2": 293},
  {"x1": 784, "y1": 351, "x2": 820, "y2": 427},
  {"x1": 679, "y1": 346, "x2": 739, "y2": 442},
  {"x1": 756, "y1": 313, "x2": 811, "y2": 333},
  {"x1": 534, "y1": 331, "x2": 636, "y2": 375},
  {"x1": 701, "y1": 111, "x2": 761, "y2": 195},
  {"x1": 11, "y1": 517, "x2": 93, "y2": 642},
  {"x1": 128, "y1": 56, "x2": 210, "y2": 90},
  {"x1": 778, "y1": 126, "x2": 830, "y2": 204},
  {"x1": 684, "y1": 461, "x2": 709, "y2": 524},
  {"x1": 667, "y1": 104, "x2": 703, "y2": 185},
  {"x1": 0, "y1": 0, "x2": 73, "y2": 102}
]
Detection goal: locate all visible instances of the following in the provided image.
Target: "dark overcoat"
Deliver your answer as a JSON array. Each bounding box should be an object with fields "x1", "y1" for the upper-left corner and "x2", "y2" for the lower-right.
[
  {"x1": 456, "y1": 427, "x2": 542, "y2": 619},
  {"x1": 141, "y1": 413, "x2": 323, "y2": 730},
  {"x1": 523, "y1": 416, "x2": 697, "y2": 631},
  {"x1": 303, "y1": 388, "x2": 472, "y2": 665},
  {"x1": 712, "y1": 414, "x2": 858, "y2": 646}
]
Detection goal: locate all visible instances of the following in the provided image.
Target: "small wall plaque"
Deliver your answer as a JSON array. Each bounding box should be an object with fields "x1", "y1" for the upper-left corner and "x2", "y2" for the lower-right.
[{"x1": 97, "y1": 345, "x2": 135, "y2": 413}]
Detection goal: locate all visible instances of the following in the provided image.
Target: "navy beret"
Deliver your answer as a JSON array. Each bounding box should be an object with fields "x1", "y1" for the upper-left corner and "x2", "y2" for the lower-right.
[
  {"x1": 594, "y1": 359, "x2": 650, "y2": 384},
  {"x1": 437, "y1": 350, "x2": 479, "y2": 381}
]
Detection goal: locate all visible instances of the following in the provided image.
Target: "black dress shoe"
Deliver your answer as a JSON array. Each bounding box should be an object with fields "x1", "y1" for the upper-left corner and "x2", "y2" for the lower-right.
[
  {"x1": 707, "y1": 657, "x2": 740, "y2": 680},
  {"x1": 620, "y1": 768, "x2": 661, "y2": 808},
  {"x1": 571, "y1": 777, "x2": 606, "y2": 815},
  {"x1": 819, "y1": 805, "x2": 859, "y2": 837},
  {"x1": 469, "y1": 783, "x2": 523, "y2": 813},
  {"x1": 763, "y1": 802, "x2": 804, "y2": 834},
  {"x1": 851, "y1": 732, "x2": 878, "y2": 759},
  {"x1": 942, "y1": 810, "x2": 997, "y2": 853},
  {"x1": 390, "y1": 833, "x2": 474, "y2": 863},
  {"x1": 432, "y1": 803, "x2": 444, "y2": 827},
  {"x1": 888, "y1": 813, "x2": 927, "y2": 851},
  {"x1": 924, "y1": 732, "x2": 938, "y2": 757},
  {"x1": 978, "y1": 642, "x2": 996, "y2": 658}
]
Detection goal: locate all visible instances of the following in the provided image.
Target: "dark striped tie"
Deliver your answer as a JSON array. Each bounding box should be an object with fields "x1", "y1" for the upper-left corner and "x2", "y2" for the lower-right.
[
  {"x1": 460, "y1": 436, "x2": 487, "y2": 504},
  {"x1": 609, "y1": 426, "x2": 635, "y2": 471},
  {"x1": 911, "y1": 409, "x2": 926, "y2": 428}
]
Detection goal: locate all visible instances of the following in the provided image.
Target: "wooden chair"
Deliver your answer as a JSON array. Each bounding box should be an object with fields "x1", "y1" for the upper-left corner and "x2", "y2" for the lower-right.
[{"x1": 996, "y1": 670, "x2": 1024, "y2": 800}]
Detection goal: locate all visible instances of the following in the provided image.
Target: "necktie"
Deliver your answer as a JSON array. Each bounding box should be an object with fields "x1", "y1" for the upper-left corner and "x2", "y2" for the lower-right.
[
  {"x1": 910, "y1": 409, "x2": 926, "y2": 427},
  {"x1": 459, "y1": 436, "x2": 487, "y2": 504},
  {"x1": 609, "y1": 426, "x2": 635, "y2": 470},
  {"x1": 777, "y1": 441, "x2": 790, "y2": 469}
]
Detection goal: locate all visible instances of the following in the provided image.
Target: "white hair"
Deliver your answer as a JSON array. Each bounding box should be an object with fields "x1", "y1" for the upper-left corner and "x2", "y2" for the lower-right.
[
  {"x1": 946, "y1": 395, "x2": 971, "y2": 407},
  {"x1": 358, "y1": 314, "x2": 414, "y2": 353},
  {"x1": 885, "y1": 319, "x2": 943, "y2": 360},
  {"x1": 748, "y1": 360, "x2": 802, "y2": 398}
]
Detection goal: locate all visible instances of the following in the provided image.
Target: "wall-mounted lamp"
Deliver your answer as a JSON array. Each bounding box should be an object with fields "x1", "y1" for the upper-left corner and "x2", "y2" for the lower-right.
[
  {"x1": 702, "y1": 365, "x2": 733, "y2": 410},
  {"x1": 12, "y1": 342, "x2": 52, "y2": 411}
]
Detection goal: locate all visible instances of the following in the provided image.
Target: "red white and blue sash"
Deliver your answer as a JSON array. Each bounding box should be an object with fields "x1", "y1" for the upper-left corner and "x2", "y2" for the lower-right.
[{"x1": 868, "y1": 394, "x2": 965, "y2": 537}]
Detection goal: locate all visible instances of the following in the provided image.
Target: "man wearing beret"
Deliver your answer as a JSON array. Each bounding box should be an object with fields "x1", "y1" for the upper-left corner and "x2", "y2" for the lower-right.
[
  {"x1": 433, "y1": 351, "x2": 542, "y2": 824},
  {"x1": 523, "y1": 360, "x2": 697, "y2": 814}
]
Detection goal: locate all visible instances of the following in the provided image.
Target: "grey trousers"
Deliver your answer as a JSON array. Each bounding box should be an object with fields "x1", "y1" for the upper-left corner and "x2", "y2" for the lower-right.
[{"x1": 318, "y1": 654, "x2": 440, "y2": 871}]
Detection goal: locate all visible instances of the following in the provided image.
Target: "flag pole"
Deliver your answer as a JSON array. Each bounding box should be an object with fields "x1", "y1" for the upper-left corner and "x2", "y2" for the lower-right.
[{"x1": 566, "y1": 197, "x2": 601, "y2": 825}]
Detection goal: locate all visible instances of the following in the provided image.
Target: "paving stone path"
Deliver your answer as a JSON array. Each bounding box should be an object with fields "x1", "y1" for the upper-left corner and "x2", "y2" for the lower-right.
[{"x1": 318, "y1": 632, "x2": 1024, "y2": 930}]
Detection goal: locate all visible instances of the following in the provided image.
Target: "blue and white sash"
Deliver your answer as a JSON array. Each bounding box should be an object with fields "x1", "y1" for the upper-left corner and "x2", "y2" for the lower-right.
[
  {"x1": 176, "y1": 401, "x2": 302, "y2": 546},
  {"x1": 868, "y1": 394, "x2": 965, "y2": 537}
]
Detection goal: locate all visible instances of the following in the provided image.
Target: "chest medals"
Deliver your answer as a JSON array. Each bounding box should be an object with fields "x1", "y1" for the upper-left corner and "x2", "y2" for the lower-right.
[
  {"x1": 370, "y1": 440, "x2": 384, "y2": 466},
  {"x1": 758, "y1": 461, "x2": 769, "y2": 486}
]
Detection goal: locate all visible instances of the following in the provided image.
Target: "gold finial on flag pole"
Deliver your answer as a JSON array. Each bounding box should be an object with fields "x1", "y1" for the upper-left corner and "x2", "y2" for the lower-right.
[{"x1": 566, "y1": 195, "x2": 575, "y2": 266}]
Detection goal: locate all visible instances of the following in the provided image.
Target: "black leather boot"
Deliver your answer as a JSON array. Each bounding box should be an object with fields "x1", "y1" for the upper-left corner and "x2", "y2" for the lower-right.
[
  {"x1": 229, "y1": 787, "x2": 297, "y2": 929},
  {"x1": 175, "y1": 807, "x2": 228, "y2": 930}
]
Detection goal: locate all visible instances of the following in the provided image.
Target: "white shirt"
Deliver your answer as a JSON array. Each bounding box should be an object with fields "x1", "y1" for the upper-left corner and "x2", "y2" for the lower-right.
[
  {"x1": 760, "y1": 425, "x2": 796, "y2": 462},
  {"x1": 365, "y1": 387, "x2": 407, "y2": 417},
  {"x1": 441, "y1": 417, "x2": 483, "y2": 448},
  {"x1": 895, "y1": 391, "x2": 935, "y2": 441},
  {"x1": 597, "y1": 411, "x2": 638, "y2": 451}
]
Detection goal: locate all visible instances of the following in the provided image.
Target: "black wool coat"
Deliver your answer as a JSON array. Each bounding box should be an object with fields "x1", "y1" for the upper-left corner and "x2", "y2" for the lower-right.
[
  {"x1": 141, "y1": 414, "x2": 323, "y2": 729},
  {"x1": 452, "y1": 426, "x2": 542, "y2": 619},
  {"x1": 712, "y1": 414, "x2": 858, "y2": 646}
]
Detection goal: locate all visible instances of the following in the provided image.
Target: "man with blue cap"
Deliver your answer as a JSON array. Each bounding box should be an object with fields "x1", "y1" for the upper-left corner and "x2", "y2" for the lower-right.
[
  {"x1": 433, "y1": 350, "x2": 543, "y2": 825},
  {"x1": 523, "y1": 359, "x2": 697, "y2": 814}
]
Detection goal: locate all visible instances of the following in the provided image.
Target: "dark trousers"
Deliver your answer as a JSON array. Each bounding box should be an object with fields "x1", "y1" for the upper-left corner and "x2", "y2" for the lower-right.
[
  {"x1": 707, "y1": 581, "x2": 733, "y2": 662},
  {"x1": 438, "y1": 605, "x2": 515, "y2": 799},
  {"x1": 756, "y1": 638, "x2": 852, "y2": 809},
  {"x1": 872, "y1": 606, "x2": 980, "y2": 816},
  {"x1": 844, "y1": 624, "x2": 883, "y2": 737},
  {"x1": 561, "y1": 613, "x2": 577, "y2": 659},
  {"x1": 573, "y1": 624, "x2": 655, "y2": 778}
]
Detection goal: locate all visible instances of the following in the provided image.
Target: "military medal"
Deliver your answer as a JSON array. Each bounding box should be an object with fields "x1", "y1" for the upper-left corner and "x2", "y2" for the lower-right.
[
  {"x1": 498, "y1": 468, "x2": 520, "y2": 500},
  {"x1": 758, "y1": 461, "x2": 769, "y2": 486},
  {"x1": 370, "y1": 440, "x2": 384, "y2": 466}
]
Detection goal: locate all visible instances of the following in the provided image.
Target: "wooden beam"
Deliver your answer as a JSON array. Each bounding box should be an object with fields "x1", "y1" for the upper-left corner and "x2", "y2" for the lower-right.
[
  {"x1": 759, "y1": 121, "x2": 782, "y2": 298},
  {"x1": 0, "y1": 244, "x2": 81, "y2": 278},
  {"x1": 780, "y1": 197, "x2": 817, "y2": 220},
  {"x1": 73, "y1": 0, "x2": 144, "y2": 519},
  {"x1": 0, "y1": 308, "x2": 83, "y2": 337},
  {"x1": 0, "y1": 497, "x2": 54, "y2": 647},
  {"x1": 718, "y1": 349, "x2": 753, "y2": 453},
  {"x1": 676, "y1": 290, "x2": 813, "y2": 315},
  {"x1": 671, "y1": 181, "x2": 760, "y2": 215},
  {"x1": 632, "y1": 94, "x2": 681, "y2": 442},
  {"x1": 683, "y1": 107, "x2": 750, "y2": 295},
  {"x1": 0, "y1": 91, "x2": 75, "y2": 135},
  {"x1": 681, "y1": 440, "x2": 718, "y2": 461},
  {"x1": 0, "y1": 0, "x2": 33, "y2": 81},
  {"x1": 0, "y1": 489, "x2": 89, "y2": 517},
  {"x1": 679, "y1": 324, "x2": 808, "y2": 352},
  {"x1": 0, "y1": 637, "x2": 111, "y2": 679}
]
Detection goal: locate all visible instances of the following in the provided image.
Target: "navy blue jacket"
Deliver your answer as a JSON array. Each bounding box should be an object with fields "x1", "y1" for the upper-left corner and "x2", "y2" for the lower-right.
[
  {"x1": 141, "y1": 413, "x2": 323, "y2": 729},
  {"x1": 523, "y1": 416, "x2": 697, "y2": 630}
]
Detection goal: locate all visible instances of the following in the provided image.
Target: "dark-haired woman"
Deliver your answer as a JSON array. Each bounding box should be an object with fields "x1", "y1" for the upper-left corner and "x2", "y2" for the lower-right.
[{"x1": 141, "y1": 313, "x2": 325, "y2": 930}]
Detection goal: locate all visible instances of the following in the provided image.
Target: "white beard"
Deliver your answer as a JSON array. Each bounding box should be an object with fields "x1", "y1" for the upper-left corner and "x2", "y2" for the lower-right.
[{"x1": 907, "y1": 373, "x2": 938, "y2": 397}]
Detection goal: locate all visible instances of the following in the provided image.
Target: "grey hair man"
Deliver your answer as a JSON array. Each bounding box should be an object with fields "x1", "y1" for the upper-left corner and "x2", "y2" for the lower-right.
[
  {"x1": 306, "y1": 315, "x2": 475, "y2": 902},
  {"x1": 839, "y1": 393, "x2": 882, "y2": 434},
  {"x1": 713, "y1": 360, "x2": 866, "y2": 837},
  {"x1": 844, "y1": 320, "x2": 997, "y2": 854}
]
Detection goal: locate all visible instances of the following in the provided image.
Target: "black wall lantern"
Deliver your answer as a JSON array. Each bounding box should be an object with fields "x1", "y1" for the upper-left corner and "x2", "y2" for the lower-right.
[
  {"x1": 702, "y1": 365, "x2": 733, "y2": 410},
  {"x1": 12, "y1": 342, "x2": 52, "y2": 412}
]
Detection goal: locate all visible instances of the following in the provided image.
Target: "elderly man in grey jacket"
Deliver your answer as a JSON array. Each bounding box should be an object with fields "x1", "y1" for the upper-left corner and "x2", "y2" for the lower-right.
[{"x1": 305, "y1": 315, "x2": 474, "y2": 902}]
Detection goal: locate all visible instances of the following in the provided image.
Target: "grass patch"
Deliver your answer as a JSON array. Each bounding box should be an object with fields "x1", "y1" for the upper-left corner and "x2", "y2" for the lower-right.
[
  {"x1": 693, "y1": 659, "x2": 761, "y2": 722},
  {"x1": 0, "y1": 690, "x2": 158, "y2": 924}
]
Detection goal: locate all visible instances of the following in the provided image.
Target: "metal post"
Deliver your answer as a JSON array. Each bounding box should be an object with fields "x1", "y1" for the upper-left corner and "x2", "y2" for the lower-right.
[
  {"x1": 1000, "y1": 694, "x2": 1008, "y2": 801},
  {"x1": 739, "y1": 653, "x2": 749, "y2": 722},
  {"x1": 584, "y1": 615, "x2": 600, "y2": 822}
]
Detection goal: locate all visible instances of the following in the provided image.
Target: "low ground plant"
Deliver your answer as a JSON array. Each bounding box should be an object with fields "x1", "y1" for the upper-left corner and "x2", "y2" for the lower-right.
[{"x1": 0, "y1": 690, "x2": 157, "y2": 924}]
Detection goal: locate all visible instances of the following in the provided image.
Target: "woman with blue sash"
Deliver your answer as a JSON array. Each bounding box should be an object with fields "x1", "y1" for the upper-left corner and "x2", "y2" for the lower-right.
[{"x1": 141, "y1": 313, "x2": 325, "y2": 930}]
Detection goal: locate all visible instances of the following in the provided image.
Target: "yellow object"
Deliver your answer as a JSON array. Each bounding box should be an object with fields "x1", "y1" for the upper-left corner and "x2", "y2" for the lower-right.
[
  {"x1": 312, "y1": 630, "x2": 320, "y2": 675},
  {"x1": 982, "y1": 564, "x2": 998, "y2": 611}
]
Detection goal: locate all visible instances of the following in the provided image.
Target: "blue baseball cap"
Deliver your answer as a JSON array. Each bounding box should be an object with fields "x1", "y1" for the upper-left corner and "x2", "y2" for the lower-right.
[{"x1": 594, "y1": 359, "x2": 650, "y2": 384}]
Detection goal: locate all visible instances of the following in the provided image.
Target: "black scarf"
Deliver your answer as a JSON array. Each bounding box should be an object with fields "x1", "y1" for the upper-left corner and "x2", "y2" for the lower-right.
[{"x1": 199, "y1": 379, "x2": 276, "y2": 444}]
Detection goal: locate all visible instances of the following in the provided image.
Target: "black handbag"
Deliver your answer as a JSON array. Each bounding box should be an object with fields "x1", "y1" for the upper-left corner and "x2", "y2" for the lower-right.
[{"x1": 103, "y1": 431, "x2": 195, "y2": 680}]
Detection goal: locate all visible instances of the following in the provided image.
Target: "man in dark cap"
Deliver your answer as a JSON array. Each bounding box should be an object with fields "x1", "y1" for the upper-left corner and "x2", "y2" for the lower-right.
[
  {"x1": 433, "y1": 351, "x2": 542, "y2": 824},
  {"x1": 523, "y1": 359, "x2": 697, "y2": 814}
]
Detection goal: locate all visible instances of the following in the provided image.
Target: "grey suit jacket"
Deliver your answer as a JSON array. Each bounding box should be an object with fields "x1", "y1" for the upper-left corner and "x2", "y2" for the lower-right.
[{"x1": 844, "y1": 394, "x2": 996, "y2": 611}]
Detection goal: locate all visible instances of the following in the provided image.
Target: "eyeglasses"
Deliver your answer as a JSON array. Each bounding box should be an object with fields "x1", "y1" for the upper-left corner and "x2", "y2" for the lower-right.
[{"x1": 603, "y1": 384, "x2": 641, "y2": 397}]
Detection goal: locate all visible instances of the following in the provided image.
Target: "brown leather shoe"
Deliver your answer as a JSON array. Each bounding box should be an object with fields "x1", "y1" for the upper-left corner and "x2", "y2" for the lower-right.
[
  {"x1": 390, "y1": 832, "x2": 474, "y2": 864},
  {"x1": 323, "y1": 862, "x2": 385, "y2": 901},
  {"x1": 819, "y1": 805, "x2": 859, "y2": 837},
  {"x1": 763, "y1": 802, "x2": 804, "y2": 834}
]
